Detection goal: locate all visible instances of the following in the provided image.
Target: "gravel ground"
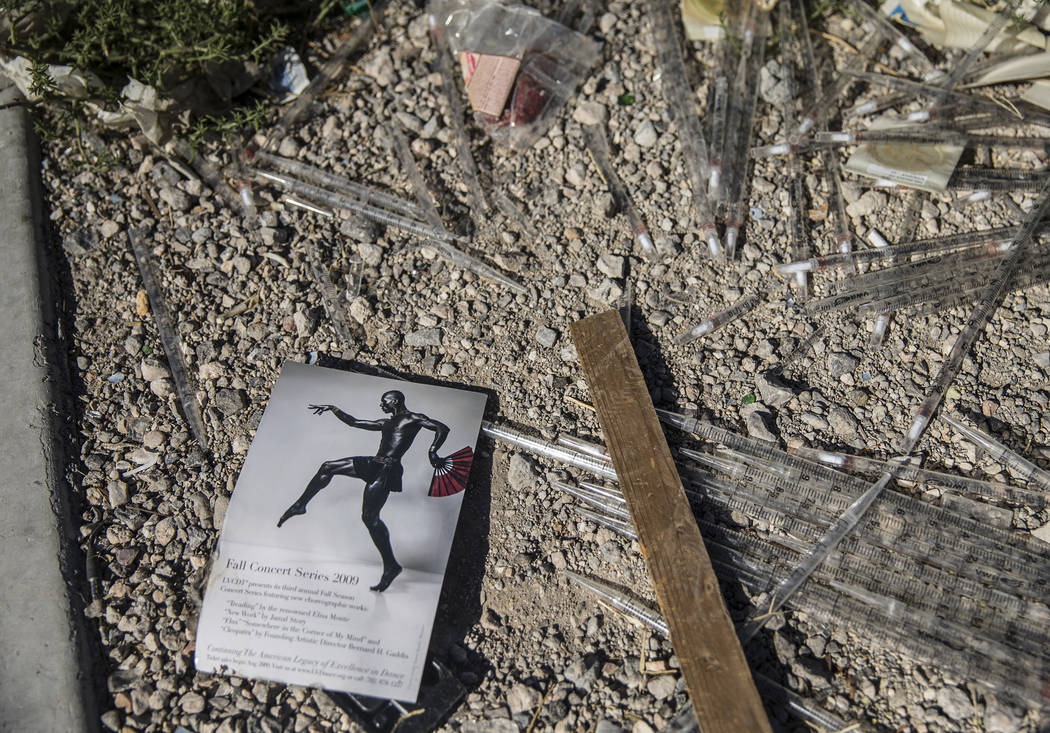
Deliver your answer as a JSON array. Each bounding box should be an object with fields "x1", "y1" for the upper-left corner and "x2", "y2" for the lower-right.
[{"x1": 38, "y1": 1, "x2": 1050, "y2": 731}]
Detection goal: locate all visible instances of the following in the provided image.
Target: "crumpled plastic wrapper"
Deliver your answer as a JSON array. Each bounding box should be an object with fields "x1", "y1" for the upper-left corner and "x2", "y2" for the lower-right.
[{"x1": 882, "y1": 0, "x2": 1047, "y2": 52}]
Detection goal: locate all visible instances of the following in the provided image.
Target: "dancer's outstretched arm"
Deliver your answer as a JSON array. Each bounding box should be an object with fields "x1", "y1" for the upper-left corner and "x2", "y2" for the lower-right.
[{"x1": 308, "y1": 404, "x2": 384, "y2": 430}]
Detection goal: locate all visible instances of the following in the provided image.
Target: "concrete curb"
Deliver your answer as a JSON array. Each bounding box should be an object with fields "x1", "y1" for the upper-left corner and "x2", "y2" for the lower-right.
[{"x1": 0, "y1": 78, "x2": 97, "y2": 731}]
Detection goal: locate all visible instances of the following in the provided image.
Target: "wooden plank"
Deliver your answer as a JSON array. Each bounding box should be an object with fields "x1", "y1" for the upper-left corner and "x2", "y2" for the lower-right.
[{"x1": 571, "y1": 310, "x2": 771, "y2": 733}]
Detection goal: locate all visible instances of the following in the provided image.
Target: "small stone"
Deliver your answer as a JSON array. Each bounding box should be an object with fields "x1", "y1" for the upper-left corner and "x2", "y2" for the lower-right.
[
  {"x1": 277, "y1": 137, "x2": 299, "y2": 157},
  {"x1": 756, "y1": 372, "x2": 794, "y2": 408},
  {"x1": 801, "y1": 412, "x2": 829, "y2": 431},
  {"x1": 149, "y1": 379, "x2": 174, "y2": 398},
  {"x1": 405, "y1": 328, "x2": 443, "y2": 347},
  {"x1": 599, "y1": 12, "x2": 616, "y2": 33},
  {"x1": 551, "y1": 550, "x2": 567, "y2": 570},
  {"x1": 124, "y1": 336, "x2": 141, "y2": 356},
  {"x1": 134, "y1": 290, "x2": 149, "y2": 317},
  {"x1": 828, "y1": 407, "x2": 859, "y2": 437},
  {"x1": 845, "y1": 190, "x2": 887, "y2": 219},
  {"x1": 565, "y1": 164, "x2": 587, "y2": 188},
  {"x1": 481, "y1": 608, "x2": 502, "y2": 630},
  {"x1": 646, "y1": 674, "x2": 676, "y2": 700},
  {"x1": 596, "y1": 253, "x2": 625, "y2": 278},
  {"x1": 935, "y1": 686, "x2": 972, "y2": 721},
  {"x1": 599, "y1": 540, "x2": 622, "y2": 563},
  {"x1": 99, "y1": 218, "x2": 120, "y2": 238},
  {"x1": 357, "y1": 241, "x2": 383, "y2": 266},
  {"x1": 633, "y1": 120, "x2": 657, "y2": 148},
  {"x1": 745, "y1": 409, "x2": 777, "y2": 442},
  {"x1": 349, "y1": 296, "x2": 373, "y2": 324},
  {"x1": 199, "y1": 362, "x2": 223, "y2": 380},
  {"x1": 595, "y1": 721, "x2": 625, "y2": 733},
  {"x1": 506, "y1": 683, "x2": 542, "y2": 714},
  {"x1": 108, "y1": 481, "x2": 128, "y2": 508},
  {"x1": 508, "y1": 453, "x2": 538, "y2": 492},
  {"x1": 573, "y1": 101, "x2": 606, "y2": 126},
  {"x1": 214, "y1": 388, "x2": 248, "y2": 417},
  {"x1": 536, "y1": 327, "x2": 558, "y2": 348},
  {"x1": 213, "y1": 495, "x2": 229, "y2": 528},
  {"x1": 142, "y1": 430, "x2": 164, "y2": 449},
  {"x1": 827, "y1": 352, "x2": 859, "y2": 379},
  {"x1": 1035, "y1": 351, "x2": 1050, "y2": 369},
  {"x1": 1031, "y1": 520, "x2": 1050, "y2": 544},
  {"x1": 179, "y1": 691, "x2": 206, "y2": 714},
  {"x1": 154, "y1": 517, "x2": 176, "y2": 546},
  {"x1": 140, "y1": 360, "x2": 169, "y2": 382}
]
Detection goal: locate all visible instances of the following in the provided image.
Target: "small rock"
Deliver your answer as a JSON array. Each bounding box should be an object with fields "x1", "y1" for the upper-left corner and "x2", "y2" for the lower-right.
[
  {"x1": 745, "y1": 409, "x2": 777, "y2": 442},
  {"x1": 1031, "y1": 520, "x2": 1050, "y2": 544},
  {"x1": 1035, "y1": 351, "x2": 1050, "y2": 369},
  {"x1": 108, "y1": 481, "x2": 128, "y2": 508},
  {"x1": 199, "y1": 362, "x2": 223, "y2": 380},
  {"x1": 154, "y1": 517, "x2": 176, "y2": 546},
  {"x1": 935, "y1": 686, "x2": 972, "y2": 721},
  {"x1": 845, "y1": 190, "x2": 887, "y2": 219},
  {"x1": 213, "y1": 495, "x2": 229, "y2": 528},
  {"x1": 573, "y1": 101, "x2": 606, "y2": 126},
  {"x1": 596, "y1": 253, "x2": 625, "y2": 278},
  {"x1": 599, "y1": 12, "x2": 616, "y2": 33},
  {"x1": 536, "y1": 327, "x2": 558, "y2": 348},
  {"x1": 179, "y1": 691, "x2": 206, "y2": 714},
  {"x1": 633, "y1": 120, "x2": 657, "y2": 148},
  {"x1": 646, "y1": 674, "x2": 677, "y2": 700},
  {"x1": 598, "y1": 540, "x2": 622, "y2": 563},
  {"x1": 551, "y1": 550, "x2": 567, "y2": 570},
  {"x1": 142, "y1": 430, "x2": 164, "y2": 449},
  {"x1": 405, "y1": 328, "x2": 443, "y2": 347},
  {"x1": 349, "y1": 296, "x2": 372, "y2": 324},
  {"x1": 827, "y1": 407, "x2": 859, "y2": 437},
  {"x1": 357, "y1": 241, "x2": 383, "y2": 266},
  {"x1": 827, "y1": 352, "x2": 859, "y2": 379},
  {"x1": 140, "y1": 360, "x2": 169, "y2": 382},
  {"x1": 149, "y1": 379, "x2": 174, "y2": 398},
  {"x1": 213, "y1": 388, "x2": 248, "y2": 417},
  {"x1": 277, "y1": 137, "x2": 299, "y2": 157},
  {"x1": 756, "y1": 372, "x2": 794, "y2": 408},
  {"x1": 506, "y1": 682, "x2": 542, "y2": 714},
  {"x1": 508, "y1": 454, "x2": 538, "y2": 492},
  {"x1": 801, "y1": 412, "x2": 829, "y2": 431},
  {"x1": 100, "y1": 220, "x2": 120, "y2": 239}
]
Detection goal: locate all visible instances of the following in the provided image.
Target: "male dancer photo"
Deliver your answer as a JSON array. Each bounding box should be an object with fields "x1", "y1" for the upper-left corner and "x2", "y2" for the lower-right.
[{"x1": 277, "y1": 390, "x2": 449, "y2": 592}]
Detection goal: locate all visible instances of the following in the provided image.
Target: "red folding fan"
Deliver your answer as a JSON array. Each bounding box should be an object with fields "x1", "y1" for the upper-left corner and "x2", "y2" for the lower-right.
[{"x1": 428, "y1": 446, "x2": 474, "y2": 497}]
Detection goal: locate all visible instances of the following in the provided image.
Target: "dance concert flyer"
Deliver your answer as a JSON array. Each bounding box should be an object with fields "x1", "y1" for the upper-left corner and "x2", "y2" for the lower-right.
[{"x1": 195, "y1": 362, "x2": 486, "y2": 701}]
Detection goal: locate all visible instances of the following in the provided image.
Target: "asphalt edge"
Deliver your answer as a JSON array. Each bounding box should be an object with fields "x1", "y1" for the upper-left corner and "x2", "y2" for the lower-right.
[{"x1": 0, "y1": 79, "x2": 100, "y2": 732}]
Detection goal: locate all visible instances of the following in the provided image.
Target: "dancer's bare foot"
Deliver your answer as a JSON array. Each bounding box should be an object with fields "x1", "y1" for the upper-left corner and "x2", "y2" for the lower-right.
[
  {"x1": 277, "y1": 503, "x2": 306, "y2": 527},
  {"x1": 370, "y1": 563, "x2": 402, "y2": 592}
]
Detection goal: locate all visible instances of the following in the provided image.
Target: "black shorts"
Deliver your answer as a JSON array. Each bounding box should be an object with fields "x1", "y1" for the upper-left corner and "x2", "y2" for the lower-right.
[{"x1": 353, "y1": 457, "x2": 404, "y2": 493}]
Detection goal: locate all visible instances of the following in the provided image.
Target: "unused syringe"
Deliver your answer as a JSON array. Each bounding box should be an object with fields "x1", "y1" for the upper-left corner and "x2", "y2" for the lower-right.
[
  {"x1": 777, "y1": 226, "x2": 1023, "y2": 274},
  {"x1": 814, "y1": 128, "x2": 1050, "y2": 150},
  {"x1": 790, "y1": 444, "x2": 1047, "y2": 508},
  {"x1": 723, "y1": 9, "x2": 767, "y2": 259},
  {"x1": 250, "y1": 149, "x2": 423, "y2": 219},
  {"x1": 652, "y1": 0, "x2": 722, "y2": 257},
  {"x1": 481, "y1": 420, "x2": 617, "y2": 480},
  {"x1": 943, "y1": 412, "x2": 1050, "y2": 492},
  {"x1": 389, "y1": 124, "x2": 527, "y2": 294},
  {"x1": 777, "y1": 1, "x2": 810, "y2": 296},
  {"x1": 674, "y1": 292, "x2": 761, "y2": 345},
  {"x1": 127, "y1": 228, "x2": 208, "y2": 451},
  {"x1": 251, "y1": 168, "x2": 456, "y2": 242},
  {"x1": 581, "y1": 124, "x2": 655, "y2": 257},
  {"x1": 556, "y1": 434, "x2": 610, "y2": 461},
  {"x1": 796, "y1": 0, "x2": 852, "y2": 258}
]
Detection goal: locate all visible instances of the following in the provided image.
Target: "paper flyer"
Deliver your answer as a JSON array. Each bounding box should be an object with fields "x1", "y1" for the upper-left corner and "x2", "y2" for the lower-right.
[{"x1": 195, "y1": 362, "x2": 486, "y2": 701}]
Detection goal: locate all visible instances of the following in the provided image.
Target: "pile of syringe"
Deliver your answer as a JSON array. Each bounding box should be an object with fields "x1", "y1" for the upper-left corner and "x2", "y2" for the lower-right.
[{"x1": 483, "y1": 417, "x2": 1050, "y2": 717}]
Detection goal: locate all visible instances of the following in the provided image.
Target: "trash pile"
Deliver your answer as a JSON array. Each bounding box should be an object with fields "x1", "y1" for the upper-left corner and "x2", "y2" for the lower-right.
[{"x1": 22, "y1": 0, "x2": 1050, "y2": 730}]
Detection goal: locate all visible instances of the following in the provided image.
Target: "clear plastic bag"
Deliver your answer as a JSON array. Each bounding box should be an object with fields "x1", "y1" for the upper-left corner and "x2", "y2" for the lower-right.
[{"x1": 429, "y1": 0, "x2": 601, "y2": 151}]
